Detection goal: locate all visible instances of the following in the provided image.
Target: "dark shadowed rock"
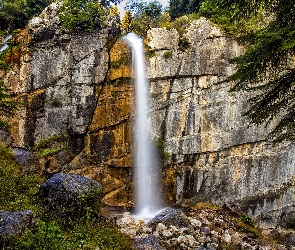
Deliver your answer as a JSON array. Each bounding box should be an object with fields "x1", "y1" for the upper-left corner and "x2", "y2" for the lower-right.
[
  {"x1": 223, "y1": 203, "x2": 243, "y2": 217},
  {"x1": 147, "y1": 207, "x2": 191, "y2": 230},
  {"x1": 0, "y1": 130, "x2": 13, "y2": 147},
  {"x1": 133, "y1": 235, "x2": 164, "y2": 250},
  {"x1": 281, "y1": 233, "x2": 295, "y2": 248},
  {"x1": 0, "y1": 210, "x2": 34, "y2": 242},
  {"x1": 12, "y1": 148, "x2": 41, "y2": 173},
  {"x1": 278, "y1": 209, "x2": 295, "y2": 229},
  {"x1": 40, "y1": 173, "x2": 103, "y2": 217}
]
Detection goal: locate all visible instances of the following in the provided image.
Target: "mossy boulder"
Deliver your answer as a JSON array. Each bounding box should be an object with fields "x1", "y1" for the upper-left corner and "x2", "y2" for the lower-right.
[
  {"x1": 0, "y1": 210, "x2": 34, "y2": 243},
  {"x1": 40, "y1": 173, "x2": 103, "y2": 218}
]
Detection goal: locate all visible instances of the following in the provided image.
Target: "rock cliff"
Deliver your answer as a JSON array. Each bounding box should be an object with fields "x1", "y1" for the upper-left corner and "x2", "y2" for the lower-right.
[{"x1": 2, "y1": 4, "x2": 295, "y2": 229}]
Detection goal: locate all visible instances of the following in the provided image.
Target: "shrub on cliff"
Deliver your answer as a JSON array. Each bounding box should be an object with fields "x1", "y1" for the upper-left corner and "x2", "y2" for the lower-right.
[
  {"x1": 0, "y1": 143, "x2": 43, "y2": 212},
  {"x1": 124, "y1": 0, "x2": 170, "y2": 37},
  {"x1": 0, "y1": 80, "x2": 21, "y2": 131}
]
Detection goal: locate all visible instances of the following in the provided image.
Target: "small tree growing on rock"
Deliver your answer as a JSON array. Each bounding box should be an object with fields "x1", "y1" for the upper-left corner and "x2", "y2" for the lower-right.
[
  {"x1": 0, "y1": 80, "x2": 20, "y2": 131},
  {"x1": 121, "y1": 10, "x2": 133, "y2": 33}
]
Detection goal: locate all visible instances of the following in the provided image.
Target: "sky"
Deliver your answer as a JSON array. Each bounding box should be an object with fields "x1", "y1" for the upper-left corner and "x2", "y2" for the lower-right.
[{"x1": 116, "y1": 0, "x2": 169, "y2": 18}]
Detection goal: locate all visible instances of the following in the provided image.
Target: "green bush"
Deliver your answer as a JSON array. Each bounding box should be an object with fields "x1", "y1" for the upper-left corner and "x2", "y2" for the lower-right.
[
  {"x1": 155, "y1": 138, "x2": 171, "y2": 160},
  {"x1": 168, "y1": 14, "x2": 199, "y2": 36},
  {"x1": 0, "y1": 143, "x2": 44, "y2": 212},
  {"x1": 178, "y1": 37, "x2": 190, "y2": 51},
  {"x1": 32, "y1": 134, "x2": 64, "y2": 157},
  {"x1": 198, "y1": 0, "x2": 267, "y2": 37},
  {"x1": 59, "y1": 0, "x2": 107, "y2": 33},
  {"x1": 240, "y1": 213, "x2": 255, "y2": 227}
]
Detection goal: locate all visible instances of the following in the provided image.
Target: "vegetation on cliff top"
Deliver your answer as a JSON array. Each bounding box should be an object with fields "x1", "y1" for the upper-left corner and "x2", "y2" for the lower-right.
[{"x1": 59, "y1": 0, "x2": 108, "y2": 33}]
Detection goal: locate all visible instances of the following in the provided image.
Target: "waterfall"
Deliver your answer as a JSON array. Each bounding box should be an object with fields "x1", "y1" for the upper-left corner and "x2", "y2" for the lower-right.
[
  {"x1": 0, "y1": 34, "x2": 12, "y2": 52},
  {"x1": 124, "y1": 33, "x2": 162, "y2": 220}
]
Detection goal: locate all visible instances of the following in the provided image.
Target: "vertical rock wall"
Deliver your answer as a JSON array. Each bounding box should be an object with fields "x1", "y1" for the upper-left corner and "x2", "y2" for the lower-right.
[{"x1": 146, "y1": 18, "x2": 295, "y2": 228}]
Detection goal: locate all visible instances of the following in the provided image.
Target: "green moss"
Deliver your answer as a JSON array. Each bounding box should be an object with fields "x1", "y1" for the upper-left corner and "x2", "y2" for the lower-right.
[
  {"x1": 6, "y1": 218, "x2": 134, "y2": 249},
  {"x1": 240, "y1": 213, "x2": 255, "y2": 227},
  {"x1": 155, "y1": 138, "x2": 171, "y2": 160},
  {"x1": 178, "y1": 37, "x2": 190, "y2": 51},
  {"x1": 37, "y1": 147, "x2": 62, "y2": 157},
  {"x1": 163, "y1": 51, "x2": 172, "y2": 58},
  {"x1": 110, "y1": 55, "x2": 130, "y2": 69},
  {"x1": 145, "y1": 48, "x2": 156, "y2": 58},
  {"x1": 32, "y1": 134, "x2": 65, "y2": 158},
  {"x1": 151, "y1": 92, "x2": 161, "y2": 98}
]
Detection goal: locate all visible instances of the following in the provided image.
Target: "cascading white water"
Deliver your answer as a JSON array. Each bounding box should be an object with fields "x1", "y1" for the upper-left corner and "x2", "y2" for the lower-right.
[{"x1": 124, "y1": 33, "x2": 162, "y2": 220}]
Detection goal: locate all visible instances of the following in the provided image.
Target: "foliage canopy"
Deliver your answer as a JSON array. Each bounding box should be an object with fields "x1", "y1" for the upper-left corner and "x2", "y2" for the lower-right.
[
  {"x1": 169, "y1": 0, "x2": 204, "y2": 20},
  {"x1": 0, "y1": 0, "x2": 49, "y2": 32},
  {"x1": 124, "y1": 0, "x2": 170, "y2": 37},
  {"x1": 59, "y1": 0, "x2": 108, "y2": 33}
]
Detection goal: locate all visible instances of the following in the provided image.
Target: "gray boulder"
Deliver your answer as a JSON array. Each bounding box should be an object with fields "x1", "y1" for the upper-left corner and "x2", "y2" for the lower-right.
[
  {"x1": 40, "y1": 173, "x2": 103, "y2": 217},
  {"x1": 0, "y1": 130, "x2": 13, "y2": 147},
  {"x1": 12, "y1": 148, "x2": 41, "y2": 173},
  {"x1": 0, "y1": 210, "x2": 34, "y2": 242},
  {"x1": 147, "y1": 207, "x2": 191, "y2": 230},
  {"x1": 133, "y1": 235, "x2": 164, "y2": 250}
]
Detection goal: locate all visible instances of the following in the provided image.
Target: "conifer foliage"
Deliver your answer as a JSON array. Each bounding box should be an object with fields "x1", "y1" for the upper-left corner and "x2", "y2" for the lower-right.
[
  {"x1": 169, "y1": 0, "x2": 204, "y2": 19},
  {"x1": 218, "y1": 0, "x2": 295, "y2": 141}
]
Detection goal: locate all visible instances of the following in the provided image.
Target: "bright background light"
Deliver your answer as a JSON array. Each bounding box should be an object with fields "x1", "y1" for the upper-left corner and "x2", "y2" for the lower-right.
[{"x1": 115, "y1": 0, "x2": 169, "y2": 18}]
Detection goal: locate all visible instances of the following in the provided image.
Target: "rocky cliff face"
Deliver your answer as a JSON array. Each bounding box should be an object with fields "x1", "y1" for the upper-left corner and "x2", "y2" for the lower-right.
[
  {"x1": 3, "y1": 4, "x2": 295, "y2": 229},
  {"x1": 145, "y1": 19, "x2": 295, "y2": 229}
]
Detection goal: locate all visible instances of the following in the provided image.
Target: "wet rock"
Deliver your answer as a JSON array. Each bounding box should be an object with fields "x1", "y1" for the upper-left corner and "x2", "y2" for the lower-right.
[
  {"x1": 40, "y1": 173, "x2": 103, "y2": 217},
  {"x1": 0, "y1": 210, "x2": 34, "y2": 242},
  {"x1": 12, "y1": 148, "x2": 41, "y2": 173},
  {"x1": 0, "y1": 130, "x2": 13, "y2": 146},
  {"x1": 133, "y1": 235, "x2": 164, "y2": 250},
  {"x1": 147, "y1": 208, "x2": 191, "y2": 230}
]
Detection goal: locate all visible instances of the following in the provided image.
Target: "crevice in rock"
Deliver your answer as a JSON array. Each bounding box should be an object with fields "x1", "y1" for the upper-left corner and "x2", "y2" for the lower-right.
[{"x1": 160, "y1": 56, "x2": 185, "y2": 139}]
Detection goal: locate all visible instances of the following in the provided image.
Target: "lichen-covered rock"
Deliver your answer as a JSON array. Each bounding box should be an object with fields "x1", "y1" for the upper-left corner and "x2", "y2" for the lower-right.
[
  {"x1": 40, "y1": 173, "x2": 103, "y2": 217},
  {"x1": 12, "y1": 148, "x2": 41, "y2": 173},
  {"x1": 0, "y1": 210, "x2": 34, "y2": 242},
  {"x1": 0, "y1": 130, "x2": 13, "y2": 147}
]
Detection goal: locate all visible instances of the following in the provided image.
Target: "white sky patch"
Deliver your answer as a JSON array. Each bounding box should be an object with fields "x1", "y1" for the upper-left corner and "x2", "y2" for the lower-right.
[{"x1": 113, "y1": 0, "x2": 169, "y2": 18}]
